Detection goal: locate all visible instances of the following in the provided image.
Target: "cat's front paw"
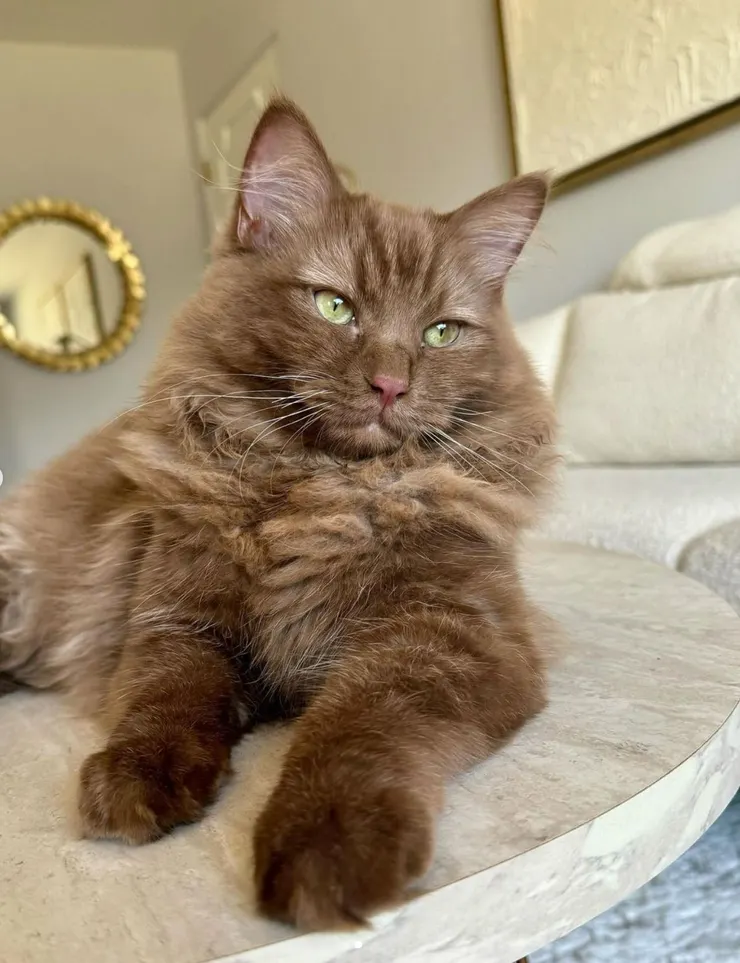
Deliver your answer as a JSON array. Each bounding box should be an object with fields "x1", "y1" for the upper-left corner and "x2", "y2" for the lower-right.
[
  {"x1": 253, "y1": 782, "x2": 434, "y2": 929},
  {"x1": 78, "y1": 735, "x2": 231, "y2": 844}
]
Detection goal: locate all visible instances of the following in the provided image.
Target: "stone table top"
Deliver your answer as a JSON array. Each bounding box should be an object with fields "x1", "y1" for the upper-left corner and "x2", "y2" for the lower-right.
[{"x1": 3, "y1": 542, "x2": 740, "y2": 963}]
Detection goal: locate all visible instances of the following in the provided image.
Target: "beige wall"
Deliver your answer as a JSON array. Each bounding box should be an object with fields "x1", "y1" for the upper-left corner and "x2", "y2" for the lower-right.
[
  {"x1": 181, "y1": 0, "x2": 512, "y2": 209},
  {"x1": 181, "y1": 0, "x2": 740, "y2": 321},
  {"x1": 0, "y1": 42, "x2": 205, "y2": 490}
]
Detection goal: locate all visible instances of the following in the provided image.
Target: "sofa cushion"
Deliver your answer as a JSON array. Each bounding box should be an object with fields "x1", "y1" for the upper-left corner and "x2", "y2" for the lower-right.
[
  {"x1": 514, "y1": 305, "x2": 570, "y2": 394},
  {"x1": 555, "y1": 277, "x2": 740, "y2": 464},
  {"x1": 611, "y1": 205, "x2": 740, "y2": 291},
  {"x1": 538, "y1": 465, "x2": 740, "y2": 569}
]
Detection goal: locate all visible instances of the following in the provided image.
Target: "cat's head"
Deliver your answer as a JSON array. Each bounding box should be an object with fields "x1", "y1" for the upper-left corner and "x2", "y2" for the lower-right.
[{"x1": 159, "y1": 98, "x2": 552, "y2": 467}]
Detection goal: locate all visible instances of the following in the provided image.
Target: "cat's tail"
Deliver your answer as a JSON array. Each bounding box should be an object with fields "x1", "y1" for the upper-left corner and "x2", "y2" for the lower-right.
[
  {"x1": 0, "y1": 585, "x2": 19, "y2": 694},
  {"x1": 0, "y1": 555, "x2": 14, "y2": 695},
  {"x1": 0, "y1": 517, "x2": 20, "y2": 696}
]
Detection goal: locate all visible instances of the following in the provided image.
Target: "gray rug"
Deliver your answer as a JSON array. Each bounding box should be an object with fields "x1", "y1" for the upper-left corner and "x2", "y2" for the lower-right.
[{"x1": 532, "y1": 792, "x2": 740, "y2": 962}]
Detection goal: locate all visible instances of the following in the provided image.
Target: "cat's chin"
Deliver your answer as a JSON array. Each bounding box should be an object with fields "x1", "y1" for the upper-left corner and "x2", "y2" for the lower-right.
[{"x1": 315, "y1": 420, "x2": 407, "y2": 459}]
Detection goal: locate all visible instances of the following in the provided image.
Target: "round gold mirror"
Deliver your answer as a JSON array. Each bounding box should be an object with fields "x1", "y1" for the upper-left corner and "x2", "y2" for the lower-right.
[{"x1": 0, "y1": 198, "x2": 145, "y2": 372}]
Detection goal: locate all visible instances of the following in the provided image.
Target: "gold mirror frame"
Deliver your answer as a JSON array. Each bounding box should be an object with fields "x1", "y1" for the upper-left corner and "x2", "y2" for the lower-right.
[{"x1": 0, "y1": 198, "x2": 145, "y2": 372}]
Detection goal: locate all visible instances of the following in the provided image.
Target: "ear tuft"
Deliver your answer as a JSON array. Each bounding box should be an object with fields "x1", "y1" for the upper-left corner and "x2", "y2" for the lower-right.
[
  {"x1": 449, "y1": 172, "x2": 550, "y2": 282},
  {"x1": 236, "y1": 97, "x2": 342, "y2": 250}
]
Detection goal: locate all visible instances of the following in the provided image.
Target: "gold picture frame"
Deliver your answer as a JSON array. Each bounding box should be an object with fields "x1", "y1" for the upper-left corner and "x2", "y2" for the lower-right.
[
  {"x1": 496, "y1": 0, "x2": 740, "y2": 195},
  {"x1": 0, "y1": 198, "x2": 145, "y2": 372}
]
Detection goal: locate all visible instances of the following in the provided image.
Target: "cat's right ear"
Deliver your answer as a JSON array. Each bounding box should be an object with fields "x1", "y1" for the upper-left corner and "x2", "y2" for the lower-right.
[{"x1": 235, "y1": 97, "x2": 343, "y2": 250}]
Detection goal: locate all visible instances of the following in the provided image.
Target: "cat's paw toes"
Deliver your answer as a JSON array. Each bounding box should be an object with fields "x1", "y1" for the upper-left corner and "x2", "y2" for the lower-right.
[
  {"x1": 78, "y1": 737, "x2": 231, "y2": 844},
  {"x1": 253, "y1": 785, "x2": 434, "y2": 929},
  {"x1": 78, "y1": 748, "x2": 163, "y2": 843}
]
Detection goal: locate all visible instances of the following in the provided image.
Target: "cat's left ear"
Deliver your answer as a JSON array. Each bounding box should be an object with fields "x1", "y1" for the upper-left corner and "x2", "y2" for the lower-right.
[
  {"x1": 448, "y1": 172, "x2": 550, "y2": 283},
  {"x1": 236, "y1": 97, "x2": 343, "y2": 250}
]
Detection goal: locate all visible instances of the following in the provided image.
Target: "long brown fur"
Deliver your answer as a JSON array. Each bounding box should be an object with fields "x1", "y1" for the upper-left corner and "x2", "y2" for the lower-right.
[{"x1": 0, "y1": 98, "x2": 557, "y2": 929}]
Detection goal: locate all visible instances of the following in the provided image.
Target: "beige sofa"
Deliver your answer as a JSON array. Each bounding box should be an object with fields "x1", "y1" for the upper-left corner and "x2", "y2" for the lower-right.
[{"x1": 518, "y1": 205, "x2": 740, "y2": 612}]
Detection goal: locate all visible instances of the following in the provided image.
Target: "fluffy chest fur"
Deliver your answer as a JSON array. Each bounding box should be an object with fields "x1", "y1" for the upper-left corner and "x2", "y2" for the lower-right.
[{"x1": 130, "y1": 446, "x2": 529, "y2": 697}]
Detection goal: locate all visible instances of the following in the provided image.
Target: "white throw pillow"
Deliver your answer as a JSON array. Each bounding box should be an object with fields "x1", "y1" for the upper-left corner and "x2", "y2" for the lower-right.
[
  {"x1": 514, "y1": 305, "x2": 570, "y2": 394},
  {"x1": 611, "y1": 205, "x2": 740, "y2": 290},
  {"x1": 556, "y1": 277, "x2": 740, "y2": 464}
]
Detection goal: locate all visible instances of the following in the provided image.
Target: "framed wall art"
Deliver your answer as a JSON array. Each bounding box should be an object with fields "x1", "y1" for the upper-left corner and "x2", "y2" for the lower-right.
[{"x1": 497, "y1": 0, "x2": 740, "y2": 190}]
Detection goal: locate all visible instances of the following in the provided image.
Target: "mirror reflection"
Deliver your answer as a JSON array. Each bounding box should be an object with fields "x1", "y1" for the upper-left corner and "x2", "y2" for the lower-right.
[{"x1": 0, "y1": 220, "x2": 123, "y2": 356}]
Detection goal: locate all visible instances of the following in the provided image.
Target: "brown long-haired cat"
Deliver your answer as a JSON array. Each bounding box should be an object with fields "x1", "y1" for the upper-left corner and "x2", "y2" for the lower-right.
[{"x1": 0, "y1": 99, "x2": 556, "y2": 930}]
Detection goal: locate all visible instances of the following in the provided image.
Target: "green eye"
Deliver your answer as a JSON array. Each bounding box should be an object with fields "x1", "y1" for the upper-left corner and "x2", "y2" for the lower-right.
[
  {"x1": 423, "y1": 321, "x2": 461, "y2": 347},
  {"x1": 314, "y1": 289, "x2": 355, "y2": 325}
]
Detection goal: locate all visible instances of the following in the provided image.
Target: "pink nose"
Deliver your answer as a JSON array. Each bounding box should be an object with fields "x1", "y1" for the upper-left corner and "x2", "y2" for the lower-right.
[{"x1": 371, "y1": 375, "x2": 409, "y2": 408}]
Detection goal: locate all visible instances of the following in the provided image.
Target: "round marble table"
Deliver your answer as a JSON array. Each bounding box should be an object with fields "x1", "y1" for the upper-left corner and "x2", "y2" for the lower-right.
[{"x1": 3, "y1": 542, "x2": 740, "y2": 963}]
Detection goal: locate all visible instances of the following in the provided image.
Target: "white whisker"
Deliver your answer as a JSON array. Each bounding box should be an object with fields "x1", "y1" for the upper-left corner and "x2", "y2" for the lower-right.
[{"x1": 433, "y1": 428, "x2": 534, "y2": 496}]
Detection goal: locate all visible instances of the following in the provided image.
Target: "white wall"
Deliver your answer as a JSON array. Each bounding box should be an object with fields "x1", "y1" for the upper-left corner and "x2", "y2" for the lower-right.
[
  {"x1": 182, "y1": 0, "x2": 511, "y2": 212},
  {"x1": 180, "y1": 0, "x2": 740, "y2": 321},
  {"x1": 507, "y1": 121, "x2": 740, "y2": 320},
  {"x1": 0, "y1": 42, "x2": 205, "y2": 490}
]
